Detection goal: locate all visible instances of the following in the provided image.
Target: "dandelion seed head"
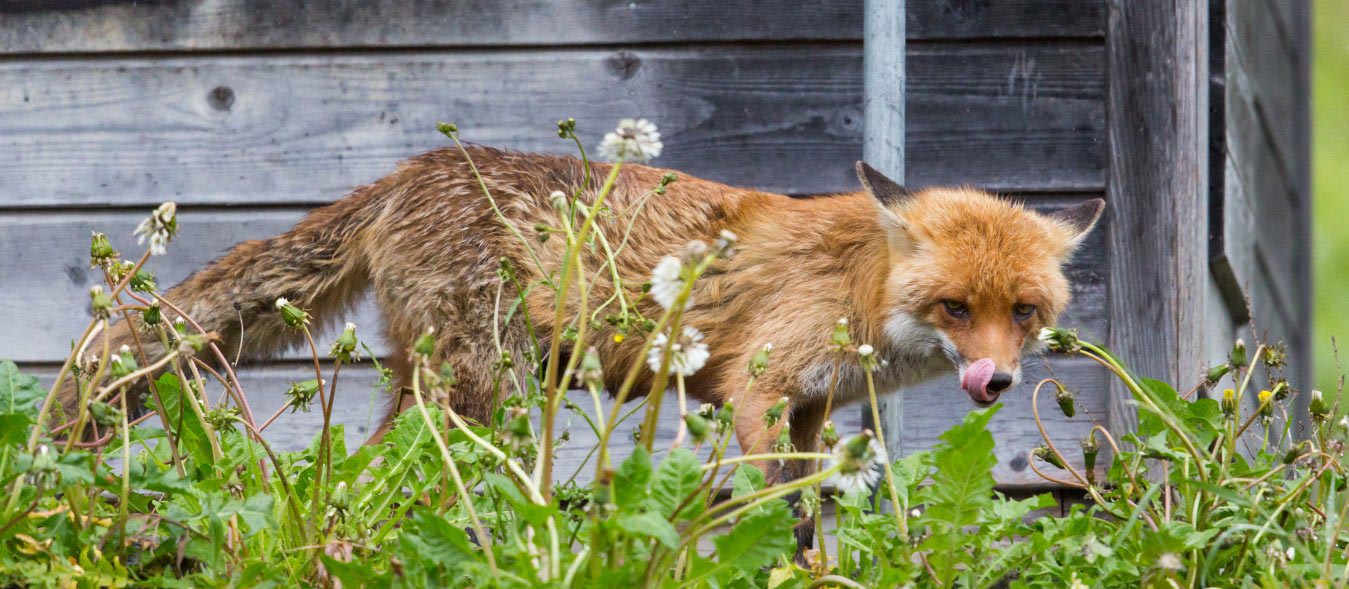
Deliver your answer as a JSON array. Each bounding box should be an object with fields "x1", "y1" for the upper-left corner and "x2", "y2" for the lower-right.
[
  {"x1": 649, "y1": 256, "x2": 690, "y2": 311},
  {"x1": 647, "y1": 326, "x2": 709, "y2": 377},
  {"x1": 599, "y1": 118, "x2": 662, "y2": 163}
]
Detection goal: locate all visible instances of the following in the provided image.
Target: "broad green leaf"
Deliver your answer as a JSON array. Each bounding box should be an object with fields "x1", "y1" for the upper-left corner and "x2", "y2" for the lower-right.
[
  {"x1": 154, "y1": 374, "x2": 213, "y2": 467},
  {"x1": 918, "y1": 404, "x2": 1001, "y2": 585},
  {"x1": 650, "y1": 448, "x2": 704, "y2": 520},
  {"x1": 0, "y1": 413, "x2": 32, "y2": 446},
  {"x1": 613, "y1": 446, "x2": 653, "y2": 510},
  {"x1": 0, "y1": 360, "x2": 44, "y2": 416},
  {"x1": 615, "y1": 512, "x2": 680, "y2": 549},
  {"x1": 693, "y1": 499, "x2": 795, "y2": 582}
]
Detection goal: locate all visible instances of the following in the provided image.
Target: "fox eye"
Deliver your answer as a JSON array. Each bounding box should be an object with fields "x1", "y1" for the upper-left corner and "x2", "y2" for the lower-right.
[
  {"x1": 1013, "y1": 303, "x2": 1037, "y2": 322},
  {"x1": 941, "y1": 300, "x2": 969, "y2": 319}
]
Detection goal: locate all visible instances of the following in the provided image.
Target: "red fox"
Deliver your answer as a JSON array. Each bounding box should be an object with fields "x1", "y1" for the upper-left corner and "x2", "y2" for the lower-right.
[{"x1": 64, "y1": 146, "x2": 1102, "y2": 479}]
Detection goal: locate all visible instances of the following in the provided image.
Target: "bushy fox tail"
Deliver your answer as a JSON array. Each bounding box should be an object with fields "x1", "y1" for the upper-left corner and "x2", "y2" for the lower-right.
[{"x1": 57, "y1": 184, "x2": 386, "y2": 428}]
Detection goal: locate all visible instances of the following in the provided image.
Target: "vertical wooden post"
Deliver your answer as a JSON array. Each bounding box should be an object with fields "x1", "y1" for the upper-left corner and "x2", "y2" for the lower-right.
[
  {"x1": 1104, "y1": 0, "x2": 1209, "y2": 436},
  {"x1": 863, "y1": 0, "x2": 905, "y2": 459}
]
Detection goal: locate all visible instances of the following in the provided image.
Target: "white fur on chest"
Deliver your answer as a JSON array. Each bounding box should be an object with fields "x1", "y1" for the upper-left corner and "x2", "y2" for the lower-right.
[{"x1": 797, "y1": 313, "x2": 954, "y2": 404}]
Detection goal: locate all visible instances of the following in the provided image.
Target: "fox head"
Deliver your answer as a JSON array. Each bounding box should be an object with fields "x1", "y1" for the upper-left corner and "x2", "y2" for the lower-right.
[{"x1": 856, "y1": 162, "x2": 1104, "y2": 407}]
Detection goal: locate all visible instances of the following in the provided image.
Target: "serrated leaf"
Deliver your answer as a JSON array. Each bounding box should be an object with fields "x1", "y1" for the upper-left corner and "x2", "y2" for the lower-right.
[
  {"x1": 650, "y1": 448, "x2": 704, "y2": 520},
  {"x1": 615, "y1": 512, "x2": 680, "y2": 549},
  {"x1": 613, "y1": 446, "x2": 653, "y2": 510},
  {"x1": 918, "y1": 405, "x2": 1001, "y2": 585},
  {"x1": 0, "y1": 413, "x2": 32, "y2": 446},
  {"x1": 154, "y1": 374, "x2": 213, "y2": 467},
  {"x1": 0, "y1": 360, "x2": 44, "y2": 416},
  {"x1": 696, "y1": 500, "x2": 795, "y2": 582}
]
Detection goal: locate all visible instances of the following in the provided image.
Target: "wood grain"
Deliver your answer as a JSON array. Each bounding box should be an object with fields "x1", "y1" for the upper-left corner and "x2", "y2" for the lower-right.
[
  {"x1": 1104, "y1": 0, "x2": 1210, "y2": 437},
  {"x1": 0, "y1": 0, "x2": 1103, "y2": 53},
  {"x1": 0, "y1": 44, "x2": 1104, "y2": 208}
]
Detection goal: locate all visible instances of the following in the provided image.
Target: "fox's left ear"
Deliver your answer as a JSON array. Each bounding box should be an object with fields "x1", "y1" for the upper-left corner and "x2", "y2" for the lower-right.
[
  {"x1": 1046, "y1": 198, "x2": 1106, "y2": 250},
  {"x1": 855, "y1": 162, "x2": 913, "y2": 208},
  {"x1": 856, "y1": 161, "x2": 917, "y2": 254}
]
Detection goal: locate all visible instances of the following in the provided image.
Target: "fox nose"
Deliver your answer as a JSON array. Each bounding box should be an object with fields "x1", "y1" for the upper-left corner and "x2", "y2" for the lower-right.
[{"x1": 986, "y1": 372, "x2": 1014, "y2": 394}]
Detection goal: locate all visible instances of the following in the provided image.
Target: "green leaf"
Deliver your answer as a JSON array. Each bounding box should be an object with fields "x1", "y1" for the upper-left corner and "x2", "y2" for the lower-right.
[
  {"x1": 0, "y1": 360, "x2": 44, "y2": 416},
  {"x1": 484, "y1": 473, "x2": 554, "y2": 526},
  {"x1": 733, "y1": 464, "x2": 766, "y2": 498},
  {"x1": 0, "y1": 413, "x2": 33, "y2": 446},
  {"x1": 615, "y1": 512, "x2": 680, "y2": 549},
  {"x1": 153, "y1": 374, "x2": 213, "y2": 467},
  {"x1": 918, "y1": 404, "x2": 1001, "y2": 585},
  {"x1": 219, "y1": 493, "x2": 274, "y2": 534},
  {"x1": 613, "y1": 447, "x2": 653, "y2": 510},
  {"x1": 693, "y1": 500, "x2": 795, "y2": 583},
  {"x1": 650, "y1": 448, "x2": 704, "y2": 520}
]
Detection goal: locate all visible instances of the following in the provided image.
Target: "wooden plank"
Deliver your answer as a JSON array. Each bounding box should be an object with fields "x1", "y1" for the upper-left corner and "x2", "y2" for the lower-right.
[
  {"x1": 865, "y1": 0, "x2": 907, "y2": 466},
  {"x1": 1226, "y1": 0, "x2": 1301, "y2": 184},
  {"x1": 0, "y1": 0, "x2": 1103, "y2": 53},
  {"x1": 1224, "y1": 61, "x2": 1302, "y2": 327},
  {"x1": 1105, "y1": 2, "x2": 1210, "y2": 437},
  {"x1": 0, "y1": 200, "x2": 1109, "y2": 363},
  {"x1": 0, "y1": 44, "x2": 1104, "y2": 208}
]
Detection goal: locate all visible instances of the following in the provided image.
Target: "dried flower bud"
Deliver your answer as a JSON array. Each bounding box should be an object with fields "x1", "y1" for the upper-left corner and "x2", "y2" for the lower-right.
[
  {"x1": 275, "y1": 297, "x2": 309, "y2": 328},
  {"x1": 832, "y1": 318, "x2": 852, "y2": 349},
  {"x1": 1309, "y1": 389, "x2": 1329, "y2": 422},
  {"x1": 556, "y1": 118, "x2": 576, "y2": 138},
  {"x1": 89, "y1": 400, "x2": 122, "y2": 427},
  {"x1": 1037, "y1": 327, "x2": 1081, "y2": 354},
  {"x1": 286, "y1": 379, "x2": 321, "y2": 413},
  {"x1": 843, "y1": 430, "x2": 875, "y2": 463},
  {"x1": 764, "y1": 397, "x2": 789, "y2": 427},
  {"x1": 90, "y1": 232, "x2": 117, "y2": 268},
  {"x1": 1033, "y1": 446, "x2": 1067, "y2": 470},
  {"x1": 716, "y1": 399, "x2": 735, "y2": 430},
  {"x1": 1204, "y1": 363, "x2": 1231, "y2": 386},
  {"x1": 330, "y1": 481, "x2": 351, "y2": 516},
  {"x1": 1230, "y1": 339, "x2": 1248, "y2": 368},
  {"x1": 820, "y1": 420, "x2": 840, "y2": 449},
  {"x1": 713, "y1": 230, "x2": 738, "y2": 257},
  {"x1": 414, "y1": 327, "x2": 436, "y2": 358},
  {"x1": 1081, "y1": 433, "x2": 1099, "y2": 485},
  {"x1": 1270, "y1": 379, "x2": 1291, "y2": 401},
  {"x1": 684, "y1": 413, "x2": 710, "y2": 444},
  {"x1": 1263, "y1": 341, "x2": 1288, "y2": 369},
  {"x1": 680, "y1": 240, "x2": 709, "y2": 264},
  {"x1": 204, "y1": 406, "x2": 241, "y2": 431},
  {"x1": 1056, "y1": 383, "x2": 1076, "y2": 418},
  {"x1": 748, "y1": 343, "x2": 772, "y2": 377},
  {"x1": 506, "y1": 407, "x2": 532, "y2": 446},
  {"x1": 773, "y1": 422, "x2": 794, "y2": 456},
  {"x1": 90, "y1": 285, "x2": 113, "y2": 319},
  {"x1": 549, "y1": 190, "x2": 568, "y2": 209},
  {"x1": 129, "y1": 270, "x2": 157, "y2": 294},
  {"x1": 574, "y1": 348, "x2": 603, "y2": 390},
  {"x1": 329, "y1": 322, "x2": 359, "y2": 363}
]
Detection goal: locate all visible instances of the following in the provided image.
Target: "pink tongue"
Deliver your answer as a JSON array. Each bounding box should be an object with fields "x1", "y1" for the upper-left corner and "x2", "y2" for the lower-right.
[{"x1": 961, "y1": 358, "x2": 996, "y2": 396}]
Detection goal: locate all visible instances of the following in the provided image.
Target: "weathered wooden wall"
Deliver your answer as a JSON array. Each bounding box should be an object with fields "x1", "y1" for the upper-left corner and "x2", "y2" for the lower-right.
[
  {"x1": 1208, "y1": 0, "x2": 1313, "y2": 410},
  {"x1": 0, "y1": 1, "x2": 1112, "y2": 488}
]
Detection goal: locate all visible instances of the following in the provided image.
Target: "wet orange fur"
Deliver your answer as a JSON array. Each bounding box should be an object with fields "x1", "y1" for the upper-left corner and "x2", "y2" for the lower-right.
[{"x1": 63, "y1": 146, "x2": 1101, "y2": 481}]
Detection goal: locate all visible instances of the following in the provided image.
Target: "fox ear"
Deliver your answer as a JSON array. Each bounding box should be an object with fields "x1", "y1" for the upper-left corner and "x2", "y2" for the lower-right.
[
  {"x1": 855, "y1": 162, "x2": 917, "y2": 255},
  {"x1": 855, "y1": 161, "x2": 913, "y2": 208},
  {"x1": 1046, "y1": 198, "x2": 1106, "y2": 248}
]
